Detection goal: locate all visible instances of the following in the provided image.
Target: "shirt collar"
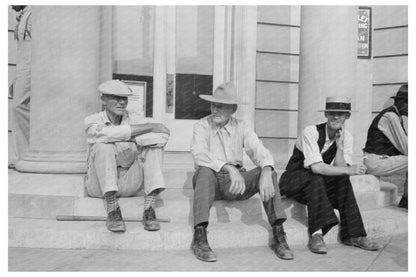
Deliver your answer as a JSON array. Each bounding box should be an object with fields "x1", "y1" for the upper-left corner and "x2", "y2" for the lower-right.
[
  {"x1": 210, "y1": 116, "x2": 236, "y2": 136},
  {"x1": 101, "y1": 110, "x2": 128, "y2": 125}
]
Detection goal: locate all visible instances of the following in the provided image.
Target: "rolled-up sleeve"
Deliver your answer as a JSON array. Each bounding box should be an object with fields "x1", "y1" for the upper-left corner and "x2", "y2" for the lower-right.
[
  {"x1": 190, "y1": 121, "x2": 226, "y2": 172},
  {"x1": 84, "y1": 115, "x2": 131, "y2": 144},
  {"x1": 242, "y1": 122, "x2": 274, "y2": 168},
  {"x1": 298, "y1": 126, "x2": 323, "y2": 168}
]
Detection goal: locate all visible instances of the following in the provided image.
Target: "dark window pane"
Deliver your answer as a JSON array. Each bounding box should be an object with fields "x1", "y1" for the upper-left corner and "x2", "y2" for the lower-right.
[{"x1": 175, "y1": 73, "x2": 212, "y2": 119}]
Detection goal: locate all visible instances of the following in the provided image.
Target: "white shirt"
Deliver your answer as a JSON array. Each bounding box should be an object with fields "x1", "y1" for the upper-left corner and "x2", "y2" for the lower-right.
[
  {"x1": 295, "y1": 124, "x2": 353, "y2": 169},
  {"x1": 190, "y1": 115, "x2": 274, "y2": 172}
]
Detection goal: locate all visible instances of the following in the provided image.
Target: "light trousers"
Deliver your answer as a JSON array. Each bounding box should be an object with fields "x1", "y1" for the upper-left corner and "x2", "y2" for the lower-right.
[{"x1": 85, "y1": 143, "x2": 166, "y2": 198}]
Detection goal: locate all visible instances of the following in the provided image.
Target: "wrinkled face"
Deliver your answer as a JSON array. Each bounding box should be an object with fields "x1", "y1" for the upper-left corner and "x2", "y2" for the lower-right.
[
  {"x1": 325, "y1": 111, "x2": 350, "y2": 130},
  {"x1": 102, "y1": 94, "x2": 128, "y2": 117},
  {"x1": 210, "y1": 102, "x2": 237, "y2": 126},
  {"x1": 395, "y1": 98, "x2": 408, "y2": 116}
]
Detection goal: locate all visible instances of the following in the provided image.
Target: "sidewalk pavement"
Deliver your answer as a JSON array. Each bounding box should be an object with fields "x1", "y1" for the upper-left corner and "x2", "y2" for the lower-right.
[{"x1": 8, "y1": 232, "x2": 407, "y2": 271}]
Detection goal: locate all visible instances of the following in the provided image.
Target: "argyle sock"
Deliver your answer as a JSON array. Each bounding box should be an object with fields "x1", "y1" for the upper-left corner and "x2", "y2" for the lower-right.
[
  {"x1": 104, "y1": 191, "x2": 119, "y2": 214},
  {"x1": 144, "y1": 189, "x2": 159, "y2": 211}
]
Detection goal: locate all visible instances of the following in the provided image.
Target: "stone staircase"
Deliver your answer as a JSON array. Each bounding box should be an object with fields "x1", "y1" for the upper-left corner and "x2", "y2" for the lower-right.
[{"x1": 9, "y1": 152, "x2": 408, "y2": 250}]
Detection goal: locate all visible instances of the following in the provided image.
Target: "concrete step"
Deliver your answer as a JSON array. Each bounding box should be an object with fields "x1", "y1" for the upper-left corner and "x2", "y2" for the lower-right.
[
  {"x1": 9, "y1": 189, "x2": 308, "y2": 222},
  {"x1": 379, "y1": 180, "x2": 399, "y2": 207},
  {"x1": 9, "y1": 169, "x2": 394, "y2": 221},
  {"x1": 8, "y1": 207, "x2": 408, "y2": 250}
]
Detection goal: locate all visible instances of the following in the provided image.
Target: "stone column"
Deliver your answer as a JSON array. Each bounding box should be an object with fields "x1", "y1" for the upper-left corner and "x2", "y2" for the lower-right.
[
  {"x1": 298, "y1": 6, "x2": 358, "y2": 132},
  {"x1": 15, "y1": 6, "x2": 110, "y2": 173},
  {"x1": 152, "y1": 6, "x2": 166, "y2": 123},
  {"x1": 232, "y1": 6, "x2": 258, "y2": 129}
]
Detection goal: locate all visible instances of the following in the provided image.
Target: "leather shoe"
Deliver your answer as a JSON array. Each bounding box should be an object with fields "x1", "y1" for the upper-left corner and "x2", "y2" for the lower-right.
[
  {"x1": 308, "y1": 233, "x2": 327, "y2": 254},
  {"x1": 191, "y1": 226, "x2": 217, "y2": 262},
  {"x1": 106, "y1": 207, "x2": 126, "y2": 232},
  {"x1": 143, "y1": 207, "x2": 160, "y2": 231},
  {"x1": 343, "y1": 236, "x2": 379, "y2": 251},
  {"x1": 398, "y1": 196, "x2": 408, "y2": 209},
  {"x1": 272, "y1": 225, "x2": 294, "y2": 260}
]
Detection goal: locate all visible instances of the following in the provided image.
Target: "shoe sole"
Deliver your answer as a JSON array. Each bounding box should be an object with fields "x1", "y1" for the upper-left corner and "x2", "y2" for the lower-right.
[
  {"x1": 190, "y1": 247, "x2": 217, "y2": 262},
  {"x1": 343, "y1": 241, "x2": 379, "y2": 251},
  {"x1": 144, "y1": 226, "x2": 160, "y2": 231},
  {"x1": 308, "y1": 245, "x2": 327, "y2": 254}
]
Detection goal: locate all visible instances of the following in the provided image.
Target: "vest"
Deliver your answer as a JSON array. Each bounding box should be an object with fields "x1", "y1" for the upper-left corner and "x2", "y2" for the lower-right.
[
  {"x1": 363, "y1": 106, "x2": 404, "y2": 156},
  {"x1": 285, "y1": 123, "x2": 338, "y2": 171}
]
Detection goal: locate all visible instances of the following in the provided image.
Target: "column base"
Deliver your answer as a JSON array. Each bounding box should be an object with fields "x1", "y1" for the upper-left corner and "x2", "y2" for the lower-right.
[{"x1": 15, "y1": 150, "x2": 87, "y2": 174}]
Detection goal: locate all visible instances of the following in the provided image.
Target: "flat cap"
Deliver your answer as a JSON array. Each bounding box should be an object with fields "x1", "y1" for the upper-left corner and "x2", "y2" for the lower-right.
[{"x1": 98, "y1": 80, "x2": 133, "y2": 97}]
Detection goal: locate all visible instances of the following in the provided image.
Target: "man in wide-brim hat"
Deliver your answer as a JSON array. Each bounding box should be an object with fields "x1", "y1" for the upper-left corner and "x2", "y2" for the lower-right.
[
  {"x1": 363, "y1": 84, "x2": 408, "y2": 209},
  {"x1": 278, "y1": 96, "x2": 380, "y2": 255},
  {"x1": 190, "y1": 82, "x2": 294, "y2": 262},
  {"x1": 84, "y1": 80, "x2": 170, "y2": 233}
]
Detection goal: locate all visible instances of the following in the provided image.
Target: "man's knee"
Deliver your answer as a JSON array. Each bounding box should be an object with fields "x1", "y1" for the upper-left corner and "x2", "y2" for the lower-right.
[
  {"x1": 307, "y1": 175, "x2": 326, "y2": 191},
  {"x1": 91, "y1": 143, "x2": 117, "y2": 154},
  {"x1": 193, "y1": 167, "x2": 216, "y2": 189}
]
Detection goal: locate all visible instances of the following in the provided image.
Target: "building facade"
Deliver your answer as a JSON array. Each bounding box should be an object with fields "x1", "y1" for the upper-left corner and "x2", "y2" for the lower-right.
[{"x1": 8, "y1": 5, "x2": 408, "y2": 173}]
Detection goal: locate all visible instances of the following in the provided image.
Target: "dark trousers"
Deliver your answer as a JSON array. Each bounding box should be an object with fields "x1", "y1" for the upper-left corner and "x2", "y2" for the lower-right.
[
  {"x1": 278, "y1": 168, "x2": 367, "y2": 240},
  {"x1": 192, "y1": 166, "x2": 287, "y2": 228}
]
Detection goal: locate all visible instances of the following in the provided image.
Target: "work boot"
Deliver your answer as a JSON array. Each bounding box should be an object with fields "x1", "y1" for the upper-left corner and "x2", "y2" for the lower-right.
[
  {"x1": 271, "y1": 225, "x2": 294, "y2": 260},
  {"x1": 143, "y1": 207, "x2": 160, "y2": 231},
  {"x1": 343, "y1": 236, "x2": 380, "y2": 251},
  {"x1": 191, "y1": 226, "x2": 217, "y2": 262},
  {"x1": 308, "y1": 233, "x2": 327, "y2": 254},
  {"x1": 106, "y1": 206, "x2": 126, "y2": 232},
  {"x1": 398, "y1": 196, "x2": 408, "y2": 209}
]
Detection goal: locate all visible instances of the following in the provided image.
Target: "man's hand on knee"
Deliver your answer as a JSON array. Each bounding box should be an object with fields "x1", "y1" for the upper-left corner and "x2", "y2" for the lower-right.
[{"x1": 223, "y1": 164, "x2": 246, "y2": 195}]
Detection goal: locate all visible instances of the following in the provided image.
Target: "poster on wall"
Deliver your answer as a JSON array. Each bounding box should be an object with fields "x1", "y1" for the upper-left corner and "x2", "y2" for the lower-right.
[
  {"x1": 124, "y1": 80, "x2": 146, "y2": 119},
  {"x1": 357, "y1": 7, "x2": 372, "y2": 58}
]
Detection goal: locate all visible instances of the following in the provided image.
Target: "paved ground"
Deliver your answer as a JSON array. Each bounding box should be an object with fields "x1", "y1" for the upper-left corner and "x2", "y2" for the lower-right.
[{"x1": 8, "y1": 232, "x2": 407, "y2": 271}]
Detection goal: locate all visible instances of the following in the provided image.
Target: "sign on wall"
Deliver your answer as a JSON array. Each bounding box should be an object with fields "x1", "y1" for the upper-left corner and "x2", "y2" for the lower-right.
[
  {"x1": 358, "y1": 7, "x2": 372, "y2": 58},
  {"x1": 124, "y1": 80, "x2": 146, "y2": 118}
]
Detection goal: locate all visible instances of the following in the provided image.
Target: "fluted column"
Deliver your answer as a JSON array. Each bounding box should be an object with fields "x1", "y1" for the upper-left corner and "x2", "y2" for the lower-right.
[
  {"x1": 16, "y1": 6, "x2": 111, "y2": 173},
  {"x1": 232, "y1": 6, "x2": 257, "y2": 129},
  {"x1": 298, "y1": 6, "x2": 358, "y2": 132}
]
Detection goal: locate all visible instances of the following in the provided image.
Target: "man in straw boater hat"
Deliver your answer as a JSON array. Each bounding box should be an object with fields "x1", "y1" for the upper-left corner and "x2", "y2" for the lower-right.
[
  {"x1": 278, "y1": 96, "x2": 380, "y2": 254},
  {"x1": 190, "y1": 82, "x2": 293, "y2": 262},
  {"x1": 84, "y1": 80, "x2": 170, "y2": 233},
  {"x1": 363, "y1": 84, "x2": 408, "y2": 209}
]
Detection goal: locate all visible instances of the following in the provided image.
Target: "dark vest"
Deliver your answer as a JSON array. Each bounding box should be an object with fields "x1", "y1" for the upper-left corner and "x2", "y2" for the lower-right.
[
  {"x1": 285, "y1": 123, "x2": 338, "y2": 171},
  {"x1": 363, "y1": 106, "x2": 405, "y2": 156}
]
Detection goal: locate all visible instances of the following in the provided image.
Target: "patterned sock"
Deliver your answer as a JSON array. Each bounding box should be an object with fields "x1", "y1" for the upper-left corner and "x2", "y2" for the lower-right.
[
  {"x1": 104, "y1": 191, "x2": 119, "y2": 214},
  {"x1": 144, "y1": 190, "x2": 158, "y2": 211}
]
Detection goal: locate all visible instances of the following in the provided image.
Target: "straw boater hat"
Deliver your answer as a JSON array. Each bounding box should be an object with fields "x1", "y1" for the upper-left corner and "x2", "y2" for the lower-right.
[
  {"x1": 199, "y1": 82, "x2": 248, "y2": 105},
  {"x1": 98, "y1": 80, "x2": 133, "y2": 97},
  {"x1": 318, "y1": 96, "x2": 355, "y2": 112},
  {"x1": 391, "y1": 84, "x2": 408, "y2": 100}
]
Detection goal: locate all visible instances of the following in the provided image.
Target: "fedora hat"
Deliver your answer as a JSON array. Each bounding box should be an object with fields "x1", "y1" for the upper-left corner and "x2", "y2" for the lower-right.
[
  {"x1": 318, "y1": 96, "x2": 355, "y2": 112},
  {"x1": 199, "y1": 82, "x2": 248, "y2": 105},
  {"x1": 391, "y1": 84, "x2": 408, "y2": 99},
  {"x1": 98, "y1": 80, "x2": 133, "y2": 97}
]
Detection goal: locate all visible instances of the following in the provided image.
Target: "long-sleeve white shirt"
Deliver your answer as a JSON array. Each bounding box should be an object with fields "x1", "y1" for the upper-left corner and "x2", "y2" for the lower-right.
[{"x1": 190, "y1": 115, "x2": 274, "y2": 172}]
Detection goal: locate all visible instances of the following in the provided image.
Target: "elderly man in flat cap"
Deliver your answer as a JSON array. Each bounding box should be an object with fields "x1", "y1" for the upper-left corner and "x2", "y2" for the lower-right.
[
  {"x1": 363, "y1": 84, "x2": 408, "y2": 209},
  {"x1": 278, "y1": 96, "x2": 379, "y2": 254},
  {"x1": 84, "y1": 80, "x2": 170, "y2": 232},
  {"x1": 190, "y1": 82, "x2": 293, "y2": 262}
]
